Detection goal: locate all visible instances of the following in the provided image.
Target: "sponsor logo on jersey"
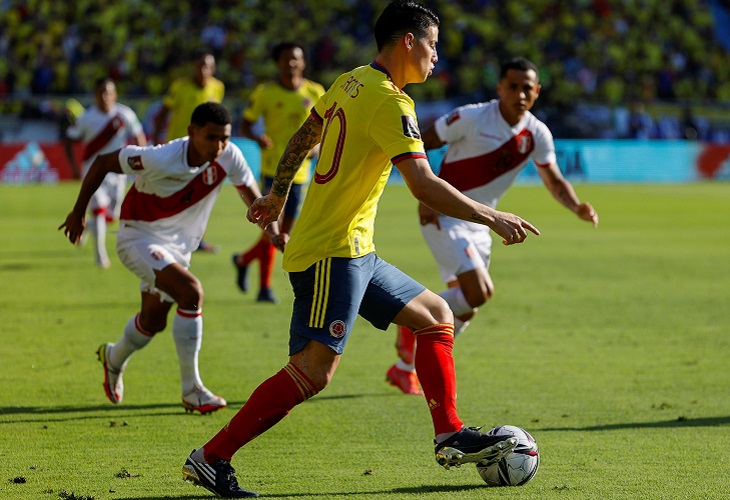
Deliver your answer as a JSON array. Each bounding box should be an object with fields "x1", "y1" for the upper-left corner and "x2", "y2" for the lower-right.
[
  {"x1": 329, "y1": 320, "x2": 347, "y2": 338},
  {"x1": 401, "y1": 115, "x2": 421, "y2": 139},
  {"x1": 127, "y1": 156, "x2": 143, "y2": 171}
]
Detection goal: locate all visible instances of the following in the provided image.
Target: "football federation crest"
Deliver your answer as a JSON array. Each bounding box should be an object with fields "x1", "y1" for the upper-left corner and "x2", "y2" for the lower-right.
[
  {"x1": 201, "y1": 165, "x2": 218, "y2": 185},
  {"x1": 329, "y1": 320, "x2": 347, "y2": 338},
  {"x1": 446, "y1": 110, "x2": 461, "y2": 125},
  {"x1": 516, "y1": 134, "x2": 533, "y2": 154},
  {"x1": 127, "y1": 155, "x2": 144, "y2": 171}
]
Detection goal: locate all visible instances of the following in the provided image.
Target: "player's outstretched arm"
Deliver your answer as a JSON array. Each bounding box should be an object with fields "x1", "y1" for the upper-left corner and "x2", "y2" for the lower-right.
[
  {"x1": 538, "y1": 163, "x2": 599, "y2": 228},
  {"x1": 236, "y1": 184, "x2": 285, "y2": 251},
  {"x1": 58, "y1": 151, "x2": 123, "y2": 245},
  {"x1": 247, "y1": 114, "x2": 322, "y2": 229},
  {"x1": 396, "y1": 157, "x2": 539, "y2": 245}
]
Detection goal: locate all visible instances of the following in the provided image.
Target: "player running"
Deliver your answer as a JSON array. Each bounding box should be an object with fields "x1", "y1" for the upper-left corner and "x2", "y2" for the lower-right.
[
  {"x1": 63, "y1": 78, "x2": 146, "y2": 268},
  {"x1": 386, "y1": 57, "x2": 599, "y2": 395},
  {"x1": 181, "y1": 2, "x2": 538, "y2": 497},
  {"x1": 60, "y1": 102, "x2": 281, "y2": 414}
]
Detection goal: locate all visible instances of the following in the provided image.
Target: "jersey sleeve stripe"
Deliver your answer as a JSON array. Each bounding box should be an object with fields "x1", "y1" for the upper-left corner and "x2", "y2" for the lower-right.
[{"x1": 391, "y1": 152, "x2": 427, "y2": 164}]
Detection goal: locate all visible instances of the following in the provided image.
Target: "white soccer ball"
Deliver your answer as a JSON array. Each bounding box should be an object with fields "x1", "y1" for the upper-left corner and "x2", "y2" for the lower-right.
[{"x1": 476, "y1": 425, "x2": 539, "y2": 487}]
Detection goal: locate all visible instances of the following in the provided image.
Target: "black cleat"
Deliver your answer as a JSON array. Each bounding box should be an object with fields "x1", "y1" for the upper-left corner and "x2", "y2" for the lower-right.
[
  {"x1": 232, "y1": 254, "x2": 249, "y2": 292},
  {"x1": 183, "y1": 450, "x2": 258, "y2": 498},
  {"x1": 434, "y1": 426, "x2": 518, "y2": 469},
  {"x1": 256, "y1": 287, "x2": 279, "y2": 304}
]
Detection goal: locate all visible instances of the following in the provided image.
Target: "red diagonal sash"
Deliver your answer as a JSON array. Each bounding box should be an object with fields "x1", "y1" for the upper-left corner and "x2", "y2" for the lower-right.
[
  {"x1": 82, "y1": 114, "x2": 125, "y2": 161},
  {"x1": 120, "y1": 163, "x2": 226, "y2": 222}
]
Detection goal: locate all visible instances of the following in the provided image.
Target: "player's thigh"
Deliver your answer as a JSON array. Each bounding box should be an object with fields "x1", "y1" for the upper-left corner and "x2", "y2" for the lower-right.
[
  {"x1": 357, "y1": 255, "x2": 429, "y2": 330},
  {"x1": 421, "y1": 220, "x2": 491, "y2": 283},
  {"x1": 288, "y1": 256, "x2": 373, "y2": 356},
  {"x1": 117, "y1": 234, "x2": 190, "y2": 303}
]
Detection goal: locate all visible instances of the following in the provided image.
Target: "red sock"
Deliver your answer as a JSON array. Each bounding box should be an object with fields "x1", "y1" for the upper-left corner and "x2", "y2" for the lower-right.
[
  {"x1": 414, "y1": 324, "x2": 463, "y2": 435},
  {"x1": 396, "y1": 326, "x2": 416, "y2": 364},
  {"x1": 241, "y1": 235, "x2": 268, "y2": 265},
  {"x1": 259, "y1": 241, "x2": 276, "y2": 289},
  {"x1": 203, "y1": 363, "x2": 318, "y2": 462}
]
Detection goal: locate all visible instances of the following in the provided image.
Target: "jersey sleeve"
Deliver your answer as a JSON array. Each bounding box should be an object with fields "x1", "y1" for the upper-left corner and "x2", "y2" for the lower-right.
[
  {"x1": 226, "y1": 144, "x2": 256, "y2": 187},
  {"x1": 532, "y1": 121, "x2": 557, "y2": 168},
  {"x1": 121, "y1": 106, "x2": 144, "y2": 138},
  {"x1": 434, "y1": 104, "x2": 479, "y2": 144},
  {"x1": 242, "y1": 84, "x2": 266, "y2": 122},
  {"x1": 118, "y1": 144, "x2": 159, "y2": 175},
  {"x1": 369, "y1": 93, "x2": 426, "y2": 164}
]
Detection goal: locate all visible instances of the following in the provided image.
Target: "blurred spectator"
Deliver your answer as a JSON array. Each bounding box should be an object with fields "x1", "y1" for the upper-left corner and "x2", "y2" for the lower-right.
[
  {"x1": 627, "y1": 101, "x2": 655, "y2": 139},
  {"x1": 0, "y1": 0, "x2": 728, "y2": 140}
]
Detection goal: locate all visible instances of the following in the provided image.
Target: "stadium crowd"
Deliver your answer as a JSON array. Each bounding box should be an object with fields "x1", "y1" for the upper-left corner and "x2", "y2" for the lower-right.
[{"x1": 1, "y1": 0, "x2": 729, "y2": 139}]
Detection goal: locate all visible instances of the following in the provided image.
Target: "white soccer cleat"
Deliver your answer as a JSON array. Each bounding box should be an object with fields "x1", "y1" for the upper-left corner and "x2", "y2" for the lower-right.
[
  {"x1": 97, "y1": 343, "x2": 123, "y2": 404},
  {"x1": 182, "y1": 385, "x2": 227, "y2": 414}
]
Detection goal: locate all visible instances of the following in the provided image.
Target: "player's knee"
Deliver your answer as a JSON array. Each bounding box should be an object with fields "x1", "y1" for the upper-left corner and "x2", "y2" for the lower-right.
[
  {"x1": 430, "y1": 296, "x2": 454, "y2": 325},
  {"x1": 138, "y1": 315, "x2": 166, "y2": 334},
  {"x1": 463, "y1": 284, "x2": 493, "y2": 309},
  {"x1": 178, "y1": 279, "x2": 204, "y2": 309}
]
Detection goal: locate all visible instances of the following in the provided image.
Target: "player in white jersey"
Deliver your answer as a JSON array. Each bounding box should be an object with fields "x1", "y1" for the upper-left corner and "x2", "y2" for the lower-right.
[
  {"x1": 64, "y1": 78, "x2": 147, "y2": 268},
  {"x1": 60, "y1": 102, "x2": 282, "y2": 413},
  {"x1": 386, "y1": 57, "x2": 600, "y2": 395}
]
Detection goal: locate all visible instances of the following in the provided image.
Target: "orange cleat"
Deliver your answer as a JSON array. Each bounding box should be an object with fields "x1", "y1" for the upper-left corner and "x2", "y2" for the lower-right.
[{"x1": 386, "y1": 364, "x2": 423, "y2": 395}]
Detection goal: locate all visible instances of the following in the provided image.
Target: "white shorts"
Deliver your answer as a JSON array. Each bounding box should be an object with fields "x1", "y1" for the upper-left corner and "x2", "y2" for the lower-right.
[
  {"x1": 90, "y1": 172, "x2": 126, "y2": 219},
  {"x1": 421, "y1": 216, "x2": 492, "y2": 283},
  {"x1": 117, "y1": 226, "x2": 191, "y2": 303}
]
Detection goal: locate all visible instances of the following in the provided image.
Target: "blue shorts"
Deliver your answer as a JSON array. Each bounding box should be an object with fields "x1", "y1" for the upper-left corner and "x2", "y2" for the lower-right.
[
  {"x1": 288, "y1": 253, "x2": 426, "y2": 355},
  {"x1": 263, "y1": 176, "x2": 303, "y2": 219}
]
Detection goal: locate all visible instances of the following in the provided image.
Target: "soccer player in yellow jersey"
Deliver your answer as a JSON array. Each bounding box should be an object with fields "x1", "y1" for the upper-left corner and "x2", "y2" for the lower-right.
[
  {"x1": 234, "y1": 42, "x2": 325, "y2": 303},
  {"x1": 184, "y1": 2, "x2": 539, "y2": 496},
  {"x1": 153, "y1": 49, "x2": 225, "y2": 253}
]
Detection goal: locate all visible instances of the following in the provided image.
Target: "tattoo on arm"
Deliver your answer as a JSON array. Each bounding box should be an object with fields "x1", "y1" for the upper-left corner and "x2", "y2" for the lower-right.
[
  {"x1": 271, "y1": 118, "x2": 322, "y2": 198},
  {"x1": 469, "y1": 214, "x2": 487, "y2": 224}
]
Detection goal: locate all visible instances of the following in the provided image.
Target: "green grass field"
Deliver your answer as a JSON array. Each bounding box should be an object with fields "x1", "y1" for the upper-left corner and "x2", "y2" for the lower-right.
[{"x1": 1, "y1": 181, "x2": 728, "y2": 499}]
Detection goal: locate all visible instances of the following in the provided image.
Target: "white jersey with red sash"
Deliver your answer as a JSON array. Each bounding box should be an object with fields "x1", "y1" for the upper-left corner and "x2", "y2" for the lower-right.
[
  {"x1": 66, "y1": 104, "x2": 144, "y2": 176},
  {"x1": 116, "y1": 138, "x2": 255, "y2": 255},
  {"x1": 434, "y1": 99, "x2": 556, "y2": 212}
]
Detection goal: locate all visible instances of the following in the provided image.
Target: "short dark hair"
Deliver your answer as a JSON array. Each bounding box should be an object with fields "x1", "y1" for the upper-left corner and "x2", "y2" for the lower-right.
[
  {"x1": 190, "y1": 102, "x2": 231, "y2": 127},
  {"x1": 271, "y1": 41, "x2": 305, "y2": 62},
  {"x1": 373, "y1": 1, "x2": 439, "y2": 52},
  {"x1": 94, "y1": 77, "x2": 114, "y2": 90},
  {"x1": 499, "y1": 57, "x2": 539, "y2": 80}
]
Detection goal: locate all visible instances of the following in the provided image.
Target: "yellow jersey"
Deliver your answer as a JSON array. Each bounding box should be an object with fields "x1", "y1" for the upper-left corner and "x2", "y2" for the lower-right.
[
  {"x1": 243, "y1": 79, "x2": 325, "y2": 183},
  {"x1": 283, "y1": 63, "x2": 427, "y2": 273},
  {"x1": 162, "y1": 77, "x2": 225, "y2": 141}
]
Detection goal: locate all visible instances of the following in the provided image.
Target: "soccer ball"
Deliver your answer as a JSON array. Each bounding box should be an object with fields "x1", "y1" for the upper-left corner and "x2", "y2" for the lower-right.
[{"x1": 476, "y1": 425, "x2": 539, "y2": 487}]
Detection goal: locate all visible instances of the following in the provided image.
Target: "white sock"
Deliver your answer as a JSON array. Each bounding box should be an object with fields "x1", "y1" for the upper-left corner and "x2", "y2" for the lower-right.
[
  {"x1": 454, "y1": 318, "x2": 471, "y2": 338},
  {"x1": 109, "y1": 314, "x2": 153, "y2": 371},
  {"x1": 91, "y1": 214, "x2": 109, "y2": 267},
  {"x1": 396, "y1": 359, "x2": 415, "y2": 372},
  {"x1": 173, "y1": 308, "x2": 204, "y2": 394},
  {"x1": 438, "y1": 287, "x2": 473, "y2": 317}
]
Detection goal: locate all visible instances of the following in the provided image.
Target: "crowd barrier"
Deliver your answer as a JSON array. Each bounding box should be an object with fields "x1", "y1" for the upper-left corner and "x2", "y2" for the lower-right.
[{"x1": 1, "y1": 139, "x2": 729, "y2": 185}]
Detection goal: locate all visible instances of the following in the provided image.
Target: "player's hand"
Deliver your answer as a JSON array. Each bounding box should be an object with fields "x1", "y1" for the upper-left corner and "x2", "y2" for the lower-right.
[
  {"x1": 247, "y1": 194, "x2": 284, "y2": 230},
  {"x1": 418, "y1": 202, "x2": 441, "y2": 229},
  {"x1": 257, "y1": 134, "x2": 273, "y2": 150},
  {"x1": 271, "y1": 232, "x2": 289, "y2": 252},
  {"x1": 490, "y1": 210, "x2": 540, "y2": 246},
  {"x1": 58, "y1": 212, "x2": 86, "y2": 245},
  {"x1": 576, "y1": 203, "x2": 599, "y2": 228}
]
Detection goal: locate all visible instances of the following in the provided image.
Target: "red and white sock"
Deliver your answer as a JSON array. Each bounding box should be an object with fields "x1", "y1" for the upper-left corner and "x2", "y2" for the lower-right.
[
  {"x1": 173, "y1": 307, "x2": 203, "y2": 394},
  {"x1": 109, "y1": 313, "x2": 154, "y2": 370}
]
